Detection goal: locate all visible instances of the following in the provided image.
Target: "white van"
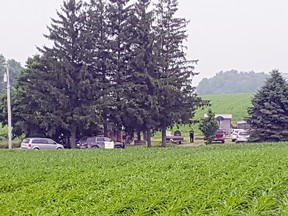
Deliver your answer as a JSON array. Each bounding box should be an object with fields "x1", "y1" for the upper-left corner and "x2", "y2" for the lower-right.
[{"x1": 21, "y1": 138, "x2": 64, "y2": 150}]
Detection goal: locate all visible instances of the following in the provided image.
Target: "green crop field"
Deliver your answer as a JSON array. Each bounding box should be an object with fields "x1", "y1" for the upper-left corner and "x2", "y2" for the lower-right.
[{"x1": 1, "y1": 143, "x2": 288, "y2": 215}]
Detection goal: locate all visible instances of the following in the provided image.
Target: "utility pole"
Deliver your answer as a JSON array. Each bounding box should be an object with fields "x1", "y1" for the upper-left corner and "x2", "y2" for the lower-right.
[{"x1": 4, "y1": 64, "x2": 12, "y2": 149}]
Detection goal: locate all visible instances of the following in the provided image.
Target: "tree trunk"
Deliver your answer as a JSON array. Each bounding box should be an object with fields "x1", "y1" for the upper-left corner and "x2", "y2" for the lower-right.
[
  {"x1": 143, "y1": 130, "x2": 147, "y2": 141},
  {"x1": 147, "y1": 129, "x2": 152, "y2": 148},
  {"x1": 137, "y1": 131, "x2": 141, "y2": 141},
  {"x1": 117, "y1": 126, "x2": 122, "y2": 142},
  {"x1": 161, "y1": 126, "x2": 167, "y2": 147},
  {"x1": 70, "y1": 123, "x2": 77, "y2": 149},
  {"x1": 103, "y1": 116, "x2": 108, "y2": 137}
]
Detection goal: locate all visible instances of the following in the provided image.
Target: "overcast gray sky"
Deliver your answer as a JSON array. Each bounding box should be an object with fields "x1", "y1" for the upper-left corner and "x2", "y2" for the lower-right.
[{"x1": 0, "y1": 0, "x2": 287, "y2": 85}]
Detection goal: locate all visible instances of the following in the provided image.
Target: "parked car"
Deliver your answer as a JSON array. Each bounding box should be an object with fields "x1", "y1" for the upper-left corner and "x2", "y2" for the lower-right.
[
  {"x1": 231, "y1": 129, "x2": 245, "y2": 142},
  {"x1": 114, "y1": 141, "x2": 126, "y2": 149},
  {"x1": 166, "y1": 130, "x2": 184, "y2": 144},
  {"x1": 235, "y1": 131, "x2": 250, "y2": 143},
  {"x1": 21, "y1": 138, "x2": 64, "y2": 150},
  {"x1": 214, "y1": 129, "x2": 226, "y2": 143},
  {"x1": 80, "y1": 136, "x2": 125, "y2": 149}
]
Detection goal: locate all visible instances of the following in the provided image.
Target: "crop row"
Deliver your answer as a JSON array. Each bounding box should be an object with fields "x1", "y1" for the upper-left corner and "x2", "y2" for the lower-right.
[{"x1": 1, "y1": 143, "x2": 288, "y2": 215}]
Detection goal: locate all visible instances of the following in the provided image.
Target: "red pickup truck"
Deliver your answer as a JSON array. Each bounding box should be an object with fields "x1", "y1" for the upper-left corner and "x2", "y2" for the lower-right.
[{"x1": 214, "y1": 129, "x2": 226, "y2": 143}]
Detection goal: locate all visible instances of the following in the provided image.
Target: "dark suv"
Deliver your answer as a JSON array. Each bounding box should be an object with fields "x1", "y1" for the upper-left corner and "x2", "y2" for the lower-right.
[{"x1": 214, "y1": 129, "x2": 226, "y2": 143}]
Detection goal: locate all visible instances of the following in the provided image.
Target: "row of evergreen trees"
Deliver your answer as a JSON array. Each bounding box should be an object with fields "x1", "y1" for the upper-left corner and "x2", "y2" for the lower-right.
[{"x1": 0, "y1": 0, "x2": 205, "y2": 148}]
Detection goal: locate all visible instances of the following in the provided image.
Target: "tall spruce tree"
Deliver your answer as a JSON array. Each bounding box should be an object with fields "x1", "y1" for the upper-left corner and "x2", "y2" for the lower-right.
[
  {"x1": 105, "y1": 0, "x2": 136, "y2": 138},
  {"x1": 37, "y1": 0, "x2": 102, "y2": 148},
  {"x1": 0, "y1": 54, "x2": 103, "y2": 143},
  {"x1": 86, "y1": 0, "x2": 114, "y2": 137},
  {"x1": 118, "y1": 0, "x2": 158, "y2": 147},
  {"x1": 153, "y1": 0, "x2": 203, "y2": 146},
  {"x1": 5, "y1": 56, "x2": 68, "y2": 139},
  {"x1": 247, "y1": 70, "x2": 288, "y2": 142}
]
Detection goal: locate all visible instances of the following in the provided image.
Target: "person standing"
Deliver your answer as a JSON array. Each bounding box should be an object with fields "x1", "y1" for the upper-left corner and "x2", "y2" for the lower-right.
[{"x1": 189, "y1": 129, "x2": 194, "y2": 143}]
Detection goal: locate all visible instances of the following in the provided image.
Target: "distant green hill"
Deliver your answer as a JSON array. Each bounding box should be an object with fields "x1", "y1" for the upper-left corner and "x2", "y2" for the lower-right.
[
  {"x1": 164, "y1": 93, "x2": 254, "y2": 138},
  {"x1": 195, "y1": 93, "x2": 254, "y2": 124},
  {"x1": 196, "y1": 70, "x2": 268, "y2": 95}
]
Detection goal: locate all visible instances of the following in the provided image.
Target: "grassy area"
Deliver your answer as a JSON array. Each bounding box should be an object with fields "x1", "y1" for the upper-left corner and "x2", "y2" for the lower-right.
[
  {"x1": 0, "y1": 138, "x2": 22, "y2": 149},
  {"x1": 197, "y1": 93, "x2": 254, "y2": 124},
  {"x1": 0, "y1": 125, "x2": 7, "y2": 138},
  {"x1": 153, "y1": 93, "x2": 254, "y2": 138},
  {"x1": 1, "y1": 142, "x2": 288, "y2": 215}
]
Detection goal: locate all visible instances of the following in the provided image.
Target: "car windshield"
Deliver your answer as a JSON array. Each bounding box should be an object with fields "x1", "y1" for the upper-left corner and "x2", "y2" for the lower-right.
[
  {"x1": 22, "y1": 139, "x2": 30, "y2": 143},
  {"x1": 97, "y1": 137, "x2": 105, "y2": 141},
  {"x1": 86, "y1": 137, "x2": 95, "y2": 144}
]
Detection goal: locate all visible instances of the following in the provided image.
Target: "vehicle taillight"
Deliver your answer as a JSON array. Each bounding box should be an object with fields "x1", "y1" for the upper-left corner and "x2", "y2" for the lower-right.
[
  {"x1": 216, "y1": 134, "x2": 222, "y2": 138},
  {"x1": 27, "y1": 144, "x2": 32, "y2": 148}
]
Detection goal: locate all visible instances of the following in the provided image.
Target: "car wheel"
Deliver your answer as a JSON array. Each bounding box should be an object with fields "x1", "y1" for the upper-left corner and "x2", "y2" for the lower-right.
[
  {"x1": 56, "y1": 147, "x2": 62, "y2": 150},
  {"x1": 33, "y1": 148, "x2": 39, "y2": 150},
  {"x1": 232, "y1": 139, "x2": 235, "y2": 142},
  {"x1": 222, "y1": 140, "x2": 225, "y2": 144},
  {"x1": 92, "y1": 145, "x2": 99, "y2": 148}
]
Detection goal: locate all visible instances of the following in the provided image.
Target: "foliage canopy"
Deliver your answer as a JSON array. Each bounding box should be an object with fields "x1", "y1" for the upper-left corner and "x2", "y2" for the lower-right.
[
  {"x1": 196, "y1": 70, "x2": 269, "y2": 95},
  {"x1": 0, "y1": 0, "x2": 203, "y2": 147},
  {"x1": 198, "y1": 109, "x2": 218, "y2": 144},
  {"x1": 247, "y1": 70, "x2": 288, "y2": 142}
]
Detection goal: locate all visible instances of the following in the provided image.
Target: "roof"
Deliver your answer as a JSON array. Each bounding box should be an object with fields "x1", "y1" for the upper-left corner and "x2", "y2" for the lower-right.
[
  {"x1": 237, "y1": 121, "x2": 248, "y2": 124},
  {"x1": 204, "y1": 114, "x2": 232, "y2": 119}
]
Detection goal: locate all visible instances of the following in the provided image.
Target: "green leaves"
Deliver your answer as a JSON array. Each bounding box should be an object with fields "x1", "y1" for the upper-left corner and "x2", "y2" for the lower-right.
[
  {"x1": 0, "y1": 54, "x2": 23, "y2": 94},
  {"x1": 152, "y1": 0, "x2": 204, "y2": 144},
  {"x1": 199, "y1": 109, "x2": 218, "y2": 144},
  {"x1": 2, "y1": 0, "x2": 204, "y2": 148},
  {"x1": 247, "y1": 70, "x2": 288, "y2": 142},
  {"x1": 196, "y1": 70, "x2": 270, "y2": 95},
  {"x1": 2, "y1": 143, "x2": 288, "y2": 214}
]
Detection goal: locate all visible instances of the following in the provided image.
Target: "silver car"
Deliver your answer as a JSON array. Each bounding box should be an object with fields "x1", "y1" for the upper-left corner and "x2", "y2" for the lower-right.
[
  {"x1": 235, "y1": 131, "x2": 250, "y2": 143},
  {"x1": 20, "y1": 138, "x2": 64, "y2": 150}
]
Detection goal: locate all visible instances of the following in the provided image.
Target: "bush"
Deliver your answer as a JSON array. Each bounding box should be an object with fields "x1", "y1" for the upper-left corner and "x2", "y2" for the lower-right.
[
  {"x1": 199, "y1": 109, "x2": 218, "y2": 144},
  {"x1": 0, "y1": 125, "x2": 7, "y2": 138},
  {"x1": 0, "y1": 138, "x2": 22, "y2": 149}
]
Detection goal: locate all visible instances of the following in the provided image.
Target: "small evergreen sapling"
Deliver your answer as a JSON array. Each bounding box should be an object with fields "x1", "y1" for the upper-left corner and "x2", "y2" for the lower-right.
[{"x1": 199, "y1": 109, "x2": 218, "y2": 144}]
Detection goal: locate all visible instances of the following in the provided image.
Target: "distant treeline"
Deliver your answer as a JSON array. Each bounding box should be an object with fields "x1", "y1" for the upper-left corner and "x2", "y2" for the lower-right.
[
  {"x1": 0, "y1": 54, "x2": 23, "y2": 93},
  {"x1": 196, "y1": 70, "x2": 270, "y2": 95}
]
